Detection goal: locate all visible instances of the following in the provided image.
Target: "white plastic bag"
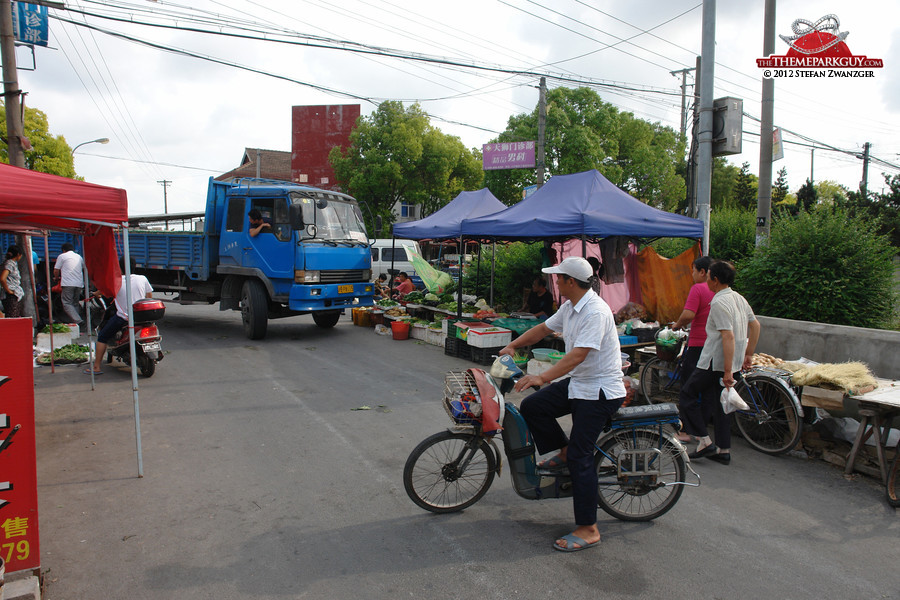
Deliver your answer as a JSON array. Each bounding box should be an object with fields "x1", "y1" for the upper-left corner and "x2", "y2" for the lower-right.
[
  {"x1": 374, "y1": 324, "x2": 392, "y2": 336},
  {"x1": 720, "y1": 386, "x2": 749, "y2": 414}
]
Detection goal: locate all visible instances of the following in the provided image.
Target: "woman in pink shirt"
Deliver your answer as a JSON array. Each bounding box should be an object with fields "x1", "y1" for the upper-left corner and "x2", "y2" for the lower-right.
[{"x1": 671, "y1": 256, "x2": 714, "y2": 440}]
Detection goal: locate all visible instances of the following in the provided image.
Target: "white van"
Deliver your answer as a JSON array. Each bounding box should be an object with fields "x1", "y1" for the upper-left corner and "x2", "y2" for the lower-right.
[{"x1": 370, "y1": 239, "x2": 422, "y2": 284}]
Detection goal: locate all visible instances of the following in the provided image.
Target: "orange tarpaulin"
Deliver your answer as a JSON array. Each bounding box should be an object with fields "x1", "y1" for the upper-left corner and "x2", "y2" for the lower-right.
[{"x1": 636, "y1": 244, "x2": 700, "y2": 323}]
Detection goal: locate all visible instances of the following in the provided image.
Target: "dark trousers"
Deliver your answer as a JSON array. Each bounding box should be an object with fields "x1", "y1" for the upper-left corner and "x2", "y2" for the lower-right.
[
  {"x1": 679, "y1": 366, "x2": 732, "y2": 450},
  {"x1": 520, "y1": 379, "x2": 624, "y2": 526}
]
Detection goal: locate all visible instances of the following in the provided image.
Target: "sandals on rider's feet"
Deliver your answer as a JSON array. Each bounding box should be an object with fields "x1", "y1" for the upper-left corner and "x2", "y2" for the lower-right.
[
  {"x1": 537, "y1": 454, "x2": 566, "y2": 469},
  {"x1": 82, "y1": 368, "x2": 103, "y2": 375},
  {"x1": 553, "y1": 533, "x2": 601, "y2": 552}
]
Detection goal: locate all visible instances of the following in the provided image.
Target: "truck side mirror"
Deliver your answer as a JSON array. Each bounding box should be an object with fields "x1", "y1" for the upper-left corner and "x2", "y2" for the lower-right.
[{"x1": 289, "y1": 204, "x2": 305, "y2": 229}]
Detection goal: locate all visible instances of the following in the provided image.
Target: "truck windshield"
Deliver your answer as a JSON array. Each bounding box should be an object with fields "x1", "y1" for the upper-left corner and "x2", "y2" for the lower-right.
[{"x1": 291, "y1": 193, "x2": 368, "y2": 243}]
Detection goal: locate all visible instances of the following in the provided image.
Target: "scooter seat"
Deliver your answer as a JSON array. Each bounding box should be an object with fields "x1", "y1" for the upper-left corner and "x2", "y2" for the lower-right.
[{"x1": 612, "y1": 403, "x2": 679, "y2": 422}]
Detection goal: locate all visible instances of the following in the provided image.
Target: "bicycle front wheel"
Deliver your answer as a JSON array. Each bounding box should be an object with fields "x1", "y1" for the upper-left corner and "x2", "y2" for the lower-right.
[
  {"x1": 403, "y1": 430, "x2": 496, "y2": 513},
  {"x1": 886, "y1": 446, "x2": 900, "y2": 508},
  {"x1": 639, "y1": 357, "x2": 681, "y2": 405},
  {"x1": 734, "y1": 374, "x2": 802, "y2": 455},
  {"x1": 595, "y1": 428, "x2": 686, "y2": 521}
]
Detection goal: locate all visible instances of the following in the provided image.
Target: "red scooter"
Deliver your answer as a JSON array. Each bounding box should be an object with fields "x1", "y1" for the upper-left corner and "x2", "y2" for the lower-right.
[{"x1": 93, "y1": 297, "x2": 165, "y2": 377}]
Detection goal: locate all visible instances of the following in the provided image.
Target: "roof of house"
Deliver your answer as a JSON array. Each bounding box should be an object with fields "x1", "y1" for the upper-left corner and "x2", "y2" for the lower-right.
[{"x1": 215, "y1": 148, "x2": 292, "y2": 182}]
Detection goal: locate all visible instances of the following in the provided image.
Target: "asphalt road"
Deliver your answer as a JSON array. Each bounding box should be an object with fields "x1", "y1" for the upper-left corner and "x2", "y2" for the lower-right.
[{"x1": 34, "y1": 302, "x2": 900, "y2": 599}]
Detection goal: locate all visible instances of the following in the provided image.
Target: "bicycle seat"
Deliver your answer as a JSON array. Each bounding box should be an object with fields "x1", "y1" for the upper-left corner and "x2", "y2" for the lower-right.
[{"x1": 613, "y1": 403, "x2": 679, "y2": 422}]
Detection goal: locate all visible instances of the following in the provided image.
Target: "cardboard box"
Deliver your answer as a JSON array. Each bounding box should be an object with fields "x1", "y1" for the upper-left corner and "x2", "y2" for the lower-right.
[{"x1": 801, "y1": 386, "x2": 846, "y2": 412}]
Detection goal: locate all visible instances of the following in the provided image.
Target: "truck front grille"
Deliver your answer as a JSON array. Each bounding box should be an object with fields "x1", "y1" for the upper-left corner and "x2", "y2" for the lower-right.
[{"x1": 319, "y1": 270, "x2": 367, "y2": 283}]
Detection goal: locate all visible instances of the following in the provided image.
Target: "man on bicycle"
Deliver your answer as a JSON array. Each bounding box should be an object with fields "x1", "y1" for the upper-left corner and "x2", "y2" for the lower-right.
[
  {"x1": 679, "y1": 260, "x2": 760, "y2": 465},
  {"x1": 500, "y1": 256, "x2": 625, "y2": 552}
]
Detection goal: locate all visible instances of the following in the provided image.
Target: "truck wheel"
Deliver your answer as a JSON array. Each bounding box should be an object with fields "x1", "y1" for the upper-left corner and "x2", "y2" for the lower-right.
[
  {"x1": 312, "y1": 311, "x2": 341, "y2": 328},
  {"x1": 241, "y1": 279, "x2": 268, "y2": 340}
]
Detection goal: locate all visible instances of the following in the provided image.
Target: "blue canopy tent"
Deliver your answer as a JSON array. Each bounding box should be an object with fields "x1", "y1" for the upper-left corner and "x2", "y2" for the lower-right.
[
  {"x1": 455, "y1": 170, "x2": 703, "y2": 316},
  {"x1": 393, "y1": 188, "x2": 506, "y2": 239},
  {"x1": 460, "y1": 170, "x2": 703, "y2": 240},
  {"x1": 393, "y1": 188, "x2": 507, "y2": 301}
]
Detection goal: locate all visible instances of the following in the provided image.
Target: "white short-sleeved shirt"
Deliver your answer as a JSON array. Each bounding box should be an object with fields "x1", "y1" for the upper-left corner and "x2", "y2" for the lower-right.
[
  {"x1": 697, "y1": 287, "x2": 756, "y2": 374},
  {"x1": 54, "y1": 250, "x2": 84, "y2": 287},
  {"x1": 115, "y1": 274, "x2": 154, "y2": 319},
  {"x1": 543, "y1": 290, "x2": 626, "y2": 401}
]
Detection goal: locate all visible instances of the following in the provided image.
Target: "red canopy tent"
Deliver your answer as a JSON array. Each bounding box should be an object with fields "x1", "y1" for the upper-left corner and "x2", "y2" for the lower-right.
[
  {"x1": 0, "y1": 163, "x2": 146, "y2": 476},
  {"x1": 0, "y1": 163, "x2": 126, "y2": 297}
]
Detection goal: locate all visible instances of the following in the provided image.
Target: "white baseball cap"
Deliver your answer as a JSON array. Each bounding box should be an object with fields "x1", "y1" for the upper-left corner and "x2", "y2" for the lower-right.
[{"x1": 542, "y1": 256, "x2": 593, "y2": 282}]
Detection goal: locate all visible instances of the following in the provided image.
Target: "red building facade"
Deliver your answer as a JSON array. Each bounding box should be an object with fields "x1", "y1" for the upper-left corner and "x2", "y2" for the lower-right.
[{"x1": 291, "y1": 104, "x2": 360, "y2": 191}]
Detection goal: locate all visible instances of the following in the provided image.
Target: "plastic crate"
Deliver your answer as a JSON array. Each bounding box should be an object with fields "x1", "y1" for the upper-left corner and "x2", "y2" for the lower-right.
[
  {"x1": 455, "y1": 321, "x2": 490, "y2": 341},
  {"x1": 470, "y1": 345, "x2": 503, "y2": 366},
  {"x1": 444, "y1": 336, "x2": 470, "y2": 359},
  {"x1": 442, "y1": 317, "x2": 463, "y2": 337},
  {"x1": 466, "y1": 327, "x2": 512, "y2": 348}
]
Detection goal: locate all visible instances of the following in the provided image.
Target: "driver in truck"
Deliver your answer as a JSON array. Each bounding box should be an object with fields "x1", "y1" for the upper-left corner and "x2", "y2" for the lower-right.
[{"x1": 248, "y1": 209, "x2": 272, "y2": 237}]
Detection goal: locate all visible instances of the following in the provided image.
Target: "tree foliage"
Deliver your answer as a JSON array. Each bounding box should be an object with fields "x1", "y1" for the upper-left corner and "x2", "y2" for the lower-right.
[
  {"x1": 483, "y1": 87, "x2": 686, "y2": 211},
  {"x1": 834, "y1": 174, "x2": 900, "y2": 248},
  {"x1": 737, "y1": 206, "x2": 897, "y2": 329},
  {"x1": 772, "y1": 166, "x2": 789, "y2": 204},
  {"x1": 710, "y1": 206, "x2": 756, "y2": 263},
  {"x1": 461, "y1": 242, "x2": 543, "y2": 312},
  {"x1": 1, "y1": 105, "x2": 76, "y2": 177},
  {"x1": 734, "y1": 162, "x2": 757, "y2": 210},
  {"x1": 796, "y1": 178, "x2": 817, "y2": 212},
  {"x1": 328, "y1": 101, "x2": 483, "y2": 235}
]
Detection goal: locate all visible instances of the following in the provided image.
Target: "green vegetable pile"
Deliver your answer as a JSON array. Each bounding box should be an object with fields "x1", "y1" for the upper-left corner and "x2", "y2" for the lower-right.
[
  {"x1": 403, "y1": 291, "x2": 425, "y2": 303},
  {"x1": 376, "y1": 298, "x2": 399, "y2": 307},
  {"x1": 40, "y1": 323, "x2": 73, "y2": 334},
  {"x1": 37, "y1": 343, "x2": 90, "y2": 364}
]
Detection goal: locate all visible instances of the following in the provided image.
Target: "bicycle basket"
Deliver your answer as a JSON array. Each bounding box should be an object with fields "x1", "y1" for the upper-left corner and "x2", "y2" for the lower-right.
[{"x1": 442, "y1": 370, "x2": 483, "y2": 426}]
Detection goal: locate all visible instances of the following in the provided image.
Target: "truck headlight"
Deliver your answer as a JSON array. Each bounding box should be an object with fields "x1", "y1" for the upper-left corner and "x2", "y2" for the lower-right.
[
  {"x1": 362, "y1": 269, "x2": 372, "y2": 280},
  {"x1": 295, "y1": 270, "x2": 320, "y2": 283}
]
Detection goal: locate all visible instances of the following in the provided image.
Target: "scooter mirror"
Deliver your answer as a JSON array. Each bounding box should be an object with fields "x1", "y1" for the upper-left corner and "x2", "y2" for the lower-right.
[{"x1": 489, "y1": 354, "x2": 523, "y2": 380}]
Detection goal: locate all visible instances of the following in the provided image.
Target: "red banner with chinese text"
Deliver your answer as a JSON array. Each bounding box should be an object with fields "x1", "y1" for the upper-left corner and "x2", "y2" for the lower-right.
[{"x1": 0, "y1": 318, "x2": 40, "y2": 574}]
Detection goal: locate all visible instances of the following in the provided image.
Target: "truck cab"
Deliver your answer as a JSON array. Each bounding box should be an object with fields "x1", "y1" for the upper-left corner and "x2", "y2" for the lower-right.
[{"x1": 210, "y1": 178, "x2": 374, "y2": 338}]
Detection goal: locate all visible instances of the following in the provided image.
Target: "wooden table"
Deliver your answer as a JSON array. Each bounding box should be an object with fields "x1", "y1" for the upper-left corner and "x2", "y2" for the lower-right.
[{"x1": 844, "y1": 379, "x2": 900, "y2": 482}]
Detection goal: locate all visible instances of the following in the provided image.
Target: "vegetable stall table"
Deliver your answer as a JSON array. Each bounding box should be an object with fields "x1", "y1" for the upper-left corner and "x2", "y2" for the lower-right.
[{"x1": 839, "y1": 380, "x2": 900, "y2": 482}]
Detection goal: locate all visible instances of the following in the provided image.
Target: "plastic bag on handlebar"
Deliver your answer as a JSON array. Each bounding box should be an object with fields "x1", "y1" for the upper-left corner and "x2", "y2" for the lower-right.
[{"x1": 720, "y1": 386, "x2": 749, "y2": 414}]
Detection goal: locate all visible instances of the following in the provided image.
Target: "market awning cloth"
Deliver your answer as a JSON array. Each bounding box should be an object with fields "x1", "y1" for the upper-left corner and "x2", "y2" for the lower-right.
[
  {"x1": 635, "y1": 244, "x2": 699, "y2": 323},
  {"x1": 408, "y1": 249, "x2": 453, "y2": 293}
]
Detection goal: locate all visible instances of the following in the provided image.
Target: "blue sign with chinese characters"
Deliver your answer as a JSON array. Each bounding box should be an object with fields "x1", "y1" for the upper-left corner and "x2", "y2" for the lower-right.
[{"x1": 12, "y1": 2, "x2": 49, "y2": 47}]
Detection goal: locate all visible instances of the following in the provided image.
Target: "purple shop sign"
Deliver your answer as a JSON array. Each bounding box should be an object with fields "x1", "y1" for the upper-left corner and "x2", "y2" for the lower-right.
[{"x1": 482, "y1": 141, "x2": 536, "y2": 170}]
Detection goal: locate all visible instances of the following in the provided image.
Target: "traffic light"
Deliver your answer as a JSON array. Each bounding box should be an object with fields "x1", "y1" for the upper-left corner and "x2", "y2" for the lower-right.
[{"x1": 712, "y1": 97, "x2": 743, "y2": 156}]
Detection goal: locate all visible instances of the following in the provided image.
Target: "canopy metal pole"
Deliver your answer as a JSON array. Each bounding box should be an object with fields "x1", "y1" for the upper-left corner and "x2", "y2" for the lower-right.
[
  {"x1": 42, "y1": 234, "x2": 55, "y2": 374},
  {"x1": 123, "y1": 228, "x2": 144, "y2": 477},
  {"x1": 456, "y1": 234, "x2": 463, "y2": 318},
  {"x1": 475, "y1": 243, "x2": 482, "y2": 297},
  {"x1": 81, "y1": 234, "x2": 94, "y2": 388},
  {"x1": 490, "y1": 240, "x2": 496, "y2": 308}
]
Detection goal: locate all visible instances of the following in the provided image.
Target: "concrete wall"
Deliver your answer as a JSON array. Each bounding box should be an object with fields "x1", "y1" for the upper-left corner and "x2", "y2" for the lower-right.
[{"x1": 756, "y1": 316, "x2": 900, "y2": 380}]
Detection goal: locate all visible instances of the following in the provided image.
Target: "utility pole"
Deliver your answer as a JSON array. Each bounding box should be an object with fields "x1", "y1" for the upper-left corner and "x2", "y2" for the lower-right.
[
  {"x1": 537, "y1": 76, "x2": 547, "y2": 189},
  {"x1": 756, "y1": 0, "x2": 776, "y2": 245},
  {"x1": 810, "y1": 148, "x2": 814, "y2": 185},
  {"x1": 2, "y1": 0, "x2": 36, "y2": 320},
  {"x1": 696, "y1": 0, "x2": 716, "y2": 255},
  {"x1": 670, "y1": 67, "x2": 694, "y2": 142},
  {"x1": 158, "y1": 180, "x2": 171, "y2": 229},
  {"x1": 860, "y1": 142, "x2": 871, "y2": 197}
]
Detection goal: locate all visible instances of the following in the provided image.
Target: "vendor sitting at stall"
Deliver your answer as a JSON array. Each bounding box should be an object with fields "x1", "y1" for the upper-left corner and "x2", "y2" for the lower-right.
[
  {"x1": 392, "y1": 272, "x2": 415, "y2": 300},
  {"x1": 373, "y1": 273, "x2": 389, "y2": 298},
  {"x1": 520, "y1": 276, "x2": 555, "y2": 318}
]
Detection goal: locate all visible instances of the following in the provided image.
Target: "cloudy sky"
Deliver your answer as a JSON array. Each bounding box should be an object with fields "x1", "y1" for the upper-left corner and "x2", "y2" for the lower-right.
[{"x1": 14, "y1": 0, "x2": 900, "y2": 216}]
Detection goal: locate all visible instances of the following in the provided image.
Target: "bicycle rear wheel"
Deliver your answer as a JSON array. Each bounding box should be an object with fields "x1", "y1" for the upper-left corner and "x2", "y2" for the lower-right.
[
  {"x1": 886, "y1": 446, "x2": 900, "y2": 508},
  {"x1": 595, "y1": 428, "x2": 686, "y2": 521},
  {"x1": 639, "y1": 357, "x2": 681, "y2": 405},
  {"x1": 734, "y1": 374, "x2": 802, "y2": 455},
  {"x1": 403, "y1": 430, "x2": 496, "y2": 513}
]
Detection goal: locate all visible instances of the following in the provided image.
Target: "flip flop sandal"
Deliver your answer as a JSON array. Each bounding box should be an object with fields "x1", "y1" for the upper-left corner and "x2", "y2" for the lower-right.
[
  {"x1": 537, "y1": 454, "x2": 566, "y2": 469},
  {"x1": 82, "y1": 368, "x2": 103, "y2": 375},
  {"x1": 553, "y1": 533, "x2": 601, "y2": 552}
]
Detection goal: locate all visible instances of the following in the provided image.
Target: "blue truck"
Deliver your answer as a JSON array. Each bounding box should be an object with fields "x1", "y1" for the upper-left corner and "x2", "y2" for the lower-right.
[{"x1": 16, "y1": 178, "x2": 375, "y2": 339}]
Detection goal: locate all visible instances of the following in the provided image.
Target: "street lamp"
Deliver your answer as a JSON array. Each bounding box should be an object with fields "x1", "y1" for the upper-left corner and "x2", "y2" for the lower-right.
[{"x1": 71, "y1": 137, "x2": 110, "y2": 153}]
